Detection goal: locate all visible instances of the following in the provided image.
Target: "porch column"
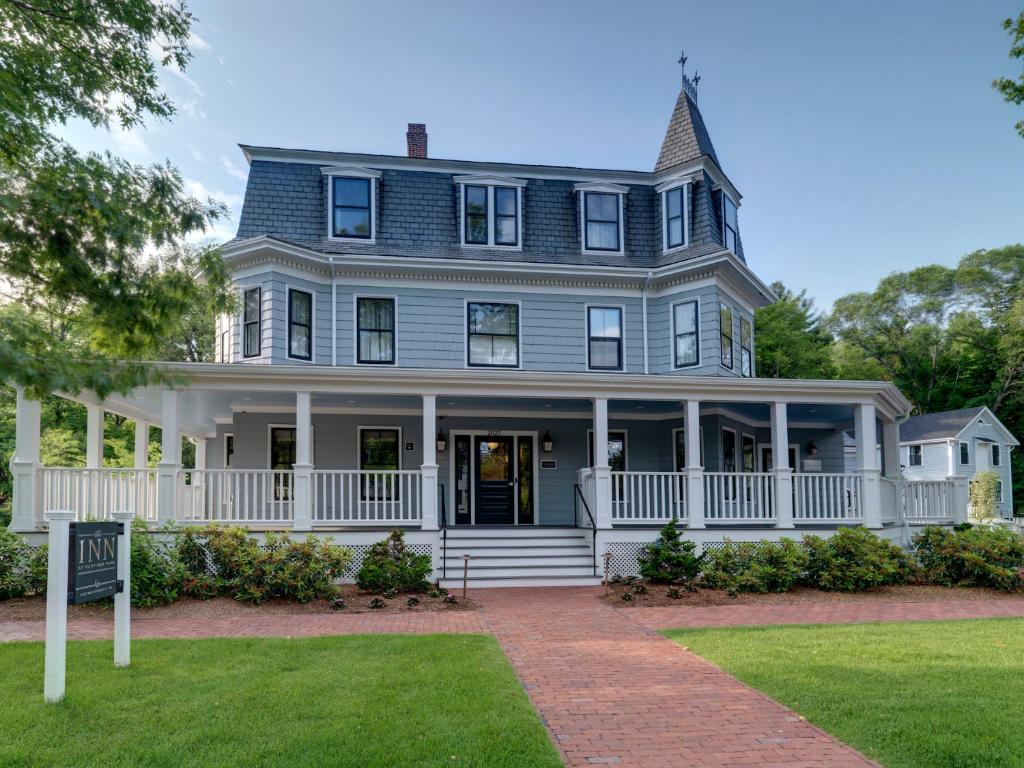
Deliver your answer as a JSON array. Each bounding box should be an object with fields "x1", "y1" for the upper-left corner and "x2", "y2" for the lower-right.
[
  {"x1": 856, "y1": 403, "x2": 883, "y2": 528},
  {"x1": 684, "y1": 399, "x2": 705, "y2": 529},
  {"x1": 592, "y1": 397, "x2": 612, "y2": 529},
  {"x1": 156, "y1": 389, "x2": 180, "y2": 524},
  {"x1": 420, "y1": 394, "x2": 438, "y2": 531},
  {"x1": 134, "y1": 420, "x2": 150, "y2": 469},
  {"x1": 194, "y1": 439, "x2": 207, "y2": 471},
  {"x1": 882, "y1": 420, "x2": 900, "y2": 478},
  {"x1": 10, "y1": 387, "x2": 41, "y2": 531},
  {"x1": 771, "y1": 402, "x2": 794, "y2": 528},
  {"x1": 85, "y1": 404, "x2": 104, "y2": 469},
  {"x1": 293, "y1": 391, "x2": 313, "y2": 531}
]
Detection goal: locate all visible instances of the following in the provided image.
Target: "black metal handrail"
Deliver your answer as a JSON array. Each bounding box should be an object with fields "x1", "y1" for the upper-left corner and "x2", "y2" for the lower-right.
[
  {"x1": 438, "y1": 483, "x2": 447, "y2": 580},
  {"x1": 574, "y1": 483, "x2": 598, "y2": 577}
]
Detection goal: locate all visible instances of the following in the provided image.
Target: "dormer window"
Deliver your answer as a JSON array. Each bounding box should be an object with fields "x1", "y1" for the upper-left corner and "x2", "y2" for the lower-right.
[
  {"x1": 721, "y1": 191, "x2": 738, "y2": 252},
  {"x1": 655, "y1": 176, "x2": 694, "y2": 252},
  {"x1": 454, "y1": 175, "x2": 525, "y2": 248},
  {"x1": 321, "y1": 166, "x2": 381, "y2": 243},
  {"x1": 574, "y1": 182, "x2": 627, "y2": 255}
]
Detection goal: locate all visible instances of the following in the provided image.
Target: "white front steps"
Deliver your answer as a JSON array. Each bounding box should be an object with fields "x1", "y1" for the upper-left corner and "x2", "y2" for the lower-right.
[{"x1": 437, "y1": 526, "x2": 602, "y2": 588}]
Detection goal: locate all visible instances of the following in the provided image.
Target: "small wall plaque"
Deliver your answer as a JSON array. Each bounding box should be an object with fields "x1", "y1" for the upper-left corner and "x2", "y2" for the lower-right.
[
  {"x1": 802, "y1": 459, "x2": 822, "y2": 472},
  {"x1": 541, "y1": 459, "x2": 558, "y2": 469},
  {"x1": 404, "y1": 442, "x2": 415, "y2": 452}
]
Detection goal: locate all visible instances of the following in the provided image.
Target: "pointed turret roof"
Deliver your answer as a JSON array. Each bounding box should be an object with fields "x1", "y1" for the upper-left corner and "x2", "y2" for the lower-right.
[{"x1": 654, "y1": 88, "x2": 719, "y2": 172}]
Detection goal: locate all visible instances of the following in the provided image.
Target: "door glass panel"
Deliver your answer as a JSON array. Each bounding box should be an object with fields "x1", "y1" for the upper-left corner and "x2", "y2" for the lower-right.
[
  {"x1": 478, "y1": 440, "x2": 510, "y2": 480},
  {"x1": 270, "y1": 428, "x2": 296, "y2": 501},
  {"x1": 518, "y1": 436, "x2": 534, "y2": 524},
  {"x1": 454, "y1": 434, "x2": 470, "y2": 525}
]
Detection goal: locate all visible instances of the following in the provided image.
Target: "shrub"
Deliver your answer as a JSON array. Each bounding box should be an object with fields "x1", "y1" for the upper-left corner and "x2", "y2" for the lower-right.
[
  {"x1": 355, "y1": 529, "x2": 432, "y2": 593},
  {"x1": 913, "y1": 525, "x2": 1024, "y2": 592},
  {"x1": 368, "y1": 597, "x2": 385, "y2": 609},
  {"x1": 406, "y1": 596, "x2": 419, "y2": 607},
  {"x1": 702, "y1": 539, "x2": 807, "y2": 596},
  {"x1": 129, "y1": 521, "x2": 182, "y2": 607},
  {"x1": 803, "y1": 527, "x2": 912, "y2": 591},
  {"x1": 637, "y1": 516, "x2": 703, "y2": 584},
  {"x1": 175, "y1": 525, "x2": 260, "y2": 597},
  {"x1": 0, "y1": 528, "x2": 46, "y2": 599},
  {"x1": 969, "y1": 471, "x2": 1000, "y2": 521}
]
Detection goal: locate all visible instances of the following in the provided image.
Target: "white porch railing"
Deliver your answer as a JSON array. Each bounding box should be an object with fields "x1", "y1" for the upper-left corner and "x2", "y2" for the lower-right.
[
  {"x1": 37, "y1": 467, "x2": 158, "y2": 523},
  {"x1": 880, "y1": 477, "x2": 899, "y2": 524},
  {"x1": 793, "y1": 473, "x2": 862, "y2": 522},
  {"x1": 611, "y1": 471, "x2": 687, "y2": 522},
  {"x1": 903, "y1": 480, "x2": 955, "y2": 523},
  {"x1": 703, "y1": 472, "x2": 775, "y2": 522},
  {"x1": 311, "y1": 470, "x2": 422, "y2": 524},
  {"x1": 178, "y1": 469, "x2": 294, "y2": 524}
]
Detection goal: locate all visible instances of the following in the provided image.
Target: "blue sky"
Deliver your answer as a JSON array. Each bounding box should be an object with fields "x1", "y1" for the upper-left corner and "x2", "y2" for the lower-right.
[{"x1": 62, "y1": 0, "x2": 1023, "y2": 310}]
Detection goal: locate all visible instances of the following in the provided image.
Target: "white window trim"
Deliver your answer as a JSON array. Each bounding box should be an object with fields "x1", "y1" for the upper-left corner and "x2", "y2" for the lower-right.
[
  {"x1": 756, "y1": 442, "x2": 801, "y2": 472},
  {"x1": 719, "y1": 301, "x2": 735, "y2": 372},
  {"x1": 671, "y1": 297, "x2": 701, "y2": 370},
  {"x1": 240, "y1": 285, "x2": 262, "y2": 359},
  {"x1": 587, "y1": 428, "x2": 629, "y2": 471},
  {"x1": 718, "y1": 188, "x2": 739, "y2": 254},
  {"x1": 908, "y1": 444, "x2": 923, "y2": 467},
  {"x1": 585, "y1": 303, "x2": 626, "y2": 372},
  {"x1": 454, "y1": 175, "x2": 526, "y2": 251},
  {"x1": 959, "y1": 440, "x2": 971, "y2": 465},
  {"x1": 739, "y1": 315, "x2": 754, "y2": 378},
  {"x1": 575, "y1": 182, "x2": 627, "y2": 256},
  {"x1": 447, "y1": 430, "x2": 541, "y2": 526},
  {"x1": 322, "y1": 165, "x2": 381, "y2": 244},
  {"x1": 266, "y1": 423, "x2": 315, "y2": 469},
  {"x1": 464, "y1": 298, "x2": 523, "y2": 370},
  {"x1": 285, "y1": 284, "x2": 315, "y2": 363},
  {"x1": 223, "y1": 433, "x2": 234, "y2": 468},
  {"x1": 656, "y1": 179, "x2": 691, "y2": 253},
  {"x1": 357, "y1": 425, "x2": 403, "y2": 471},
  {"x1": 672, "y1": 425, "x2": 705, "y2": 469},
  {"x1": 353, "y1": 294, "x2": 398, "y2": 366},
  {"x1": 721, "y1": 426, "x2": 738, "y2": 472},
  {"x1": 741, "y1": 432, "x2": 756, "y2": 472},
  {"x1": 992, "y1": 444, "x2": 1002, "y2": 467}
]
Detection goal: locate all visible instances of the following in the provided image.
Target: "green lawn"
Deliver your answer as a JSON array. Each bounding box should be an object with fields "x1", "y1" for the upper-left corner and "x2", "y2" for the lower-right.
[
  {"x1": 665, "y1": 618, "x2": 1024, "y2": 768},
  {"x1": 0, "y1": 634, "x2": 561, "y2": 768}
]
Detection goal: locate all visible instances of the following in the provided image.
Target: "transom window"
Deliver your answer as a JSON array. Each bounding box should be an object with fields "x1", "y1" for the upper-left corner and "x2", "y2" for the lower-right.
[
  {"x1": 287, "y1": 288, "x2": 312, "y2": 361},
  {"x1": 467, "y1": 302, "x2": 519, "y2": 368},
  {"x1": 331, "y1": 177, "x2": 372, "y2": 239},
  {"x1": 721, "y1": 192, "x2": 738, "y2": 252},
  {"x1": 359, "y1": 428, "x2": 400, "y2": 501},
  {"x1": 664, "y1": 185, "x2": 687, "y2": 249},
  {"x1": 720, "y1": 303, "x2": 734, "y2": 369},
  {"x1": 356, "y1": 297, "x2": 395, "y2": 364},
  {"x1": 673, "y1": 300, "x2": 699, "y2": 368},
  {"x1": 908, "y1": 444, "x2": 922, "y2": 466},
  {"x1": 587, "y1": 306, "x2": 623, "y2": 371},
  {"x1": 740, "y1": 317, "x2": 753, "y2": 377},
  {"x1": 959, "y1": 441, "x2": 970, "y2": 465},
  {"x1": 243, "y1": 287, "x2": 261, "y2": 358},
  {"x1": 583, "y1": 192, "x2": 621, "y2": 252},
  {"x1": 456, "y1": 177, "x2": 523, "y2": 248}
]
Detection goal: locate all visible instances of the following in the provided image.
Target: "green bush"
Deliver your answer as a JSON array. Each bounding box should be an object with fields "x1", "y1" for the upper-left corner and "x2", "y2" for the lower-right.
[
  {"x1": 355, "y1": 529, "x2": 432, "y2": 593},
  {"x1": 701, "y1": 539, "x2": 807, "y2": 595},
  {"x1": 176, "y1": 525, "x2": 260, "y2": 598},
  {"x1": 969, "y1": 471, "x2": 1000, "y2": 521},
  {"x1": 803, "y1": 527, "x2": 912, "y2": 591},
  {"x1": 0, "y1": 527, "x2": 46, "y2": 599},
  {"x1": 129, "y1": 520, "x2": 183, "y2": 608},
  {"x1": 913, "y1": 525, "x2": 1024, "y2": 592},
  {"x1": 637, "y1": 516, "x2": 702, "y2": 584}
]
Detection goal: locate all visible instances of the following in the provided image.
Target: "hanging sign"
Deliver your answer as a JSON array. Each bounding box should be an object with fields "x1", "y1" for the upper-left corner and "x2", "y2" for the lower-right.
[{"x1": 67, "y1": 521, "x2": 122, "y2": 605}]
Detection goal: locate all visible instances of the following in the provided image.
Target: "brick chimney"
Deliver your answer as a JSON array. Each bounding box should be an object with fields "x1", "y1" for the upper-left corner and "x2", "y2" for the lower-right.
[{"x1": 406, "y1": 123, "x2": 427, "y2": 159}]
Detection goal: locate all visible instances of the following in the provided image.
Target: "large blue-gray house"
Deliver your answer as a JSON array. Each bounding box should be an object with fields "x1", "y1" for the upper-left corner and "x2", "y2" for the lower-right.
[{"x1": 9, "y1": 74, "x2": 968, "y2": 584}]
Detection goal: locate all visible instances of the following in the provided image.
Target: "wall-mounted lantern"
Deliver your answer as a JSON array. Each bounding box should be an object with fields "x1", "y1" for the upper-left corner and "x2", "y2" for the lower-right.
[
  {"x1": 806, "y1": 440, "x2": 818, "y2": 456},
  {"x1": 436, "y1": 431, "x2": 447, "y2": 453},
  {"x1": 542, "y1": 430, "x2": 554, "y2": 453}
]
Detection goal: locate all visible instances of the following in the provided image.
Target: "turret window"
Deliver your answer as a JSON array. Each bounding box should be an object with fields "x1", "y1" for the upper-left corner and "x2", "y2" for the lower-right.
[{"x1": 721, "y1": 192, "x2": 738, "y2": 252}]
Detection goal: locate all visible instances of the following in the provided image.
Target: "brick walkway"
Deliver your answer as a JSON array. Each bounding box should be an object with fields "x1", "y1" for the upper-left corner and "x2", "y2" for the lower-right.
[{"x1": 6, "y1": 590, "x2": 1024, "y2": 766}]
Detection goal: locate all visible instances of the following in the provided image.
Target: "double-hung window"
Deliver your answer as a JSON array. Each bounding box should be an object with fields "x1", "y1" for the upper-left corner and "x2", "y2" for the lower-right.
[
  {"x1": 356, "y1": 297, "x2": 395, "y2": 364},
  {"x1": 992, "y1": 444, "x2": 1001, "y2": 466},
  {"x1": 721, "y1": 192, "x2": 738, "y2": 252},
  {"x1": 584, "y1": 192, "x2": 621, "y2": 251},
  {"x1": 740, "y1": 317, "x2": 753, "y2": 377},
  {"x1": 332, "y1": 178, "x2": 372, "y2": 239},
  {"x1": 242, "y1": 287, "x2": 261, "y2": 358},
  {"x1": 673, "y1": 300, "x2": 699, "y2": 368},
  {"x1": 359, "y1": 428, "x2": 400, "y2": 501},
  {"x1": 662, "y1": 184, "x2": 688, "y2": 250},
  {"x1": 464, "y1": 185, "x2": 488, "y2": 244},
  {"x1": 456, "y1": 177, "x2": 523, "y2": 247},
  {"x1": 467, "y1": 302, "x2": 519, "y2": 368},
  {"x1": 587, "y1": 306, "x2": 623, "y2": 371},
  {"x1": 720, "y1": 303, "x2": 734, "y2": 369},
  {"x1": 959, "y1": 441, "x2": 970, "y2": 465},
  {"x1": 908, "y1": 445, "x2": 923, "y2": 466},
  {"x1": 494, "y1": 187, "x2": 518, "y2": 246},
  {"x1": 287, "y1": 288, "x2": 312, "y2": 361}
]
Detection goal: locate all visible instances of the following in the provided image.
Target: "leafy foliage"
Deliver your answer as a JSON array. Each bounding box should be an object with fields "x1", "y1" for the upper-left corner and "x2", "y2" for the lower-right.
[
  {"x1": 754, "y1": 283, "x2": 835, "y2": 379},
  {"x1": 802, "y1": 527, "x2": 912, "y2": 591},
  {"x1": 129, "y1": 520, "x2": 182, "y2": 607},
  {"x1": 913, "y1": 525, "x2": 1024, "y2": 592},
  {"x1": 355, "y1": 529, "x2": 433, "y2": 594},
  {"x1": 969, "y1": 471, "x2": 1001, "y2": 521},
  {"x1": 0, "y1": 527, "x2": 46, "y2": 599},
  {"x1": 994, "y1": 11, "x2": 1024, "y2": 138},
  {"x1": 701, "y1": 539, "x2": 808, "y2": 596},
  {"x1": 637, "y1": 516, "x2": 702, "y2": 583}
]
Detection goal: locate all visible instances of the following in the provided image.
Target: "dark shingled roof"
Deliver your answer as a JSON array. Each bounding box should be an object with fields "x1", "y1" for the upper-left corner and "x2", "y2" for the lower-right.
[
  {"x1": 655, "y1": 89, "x2": 720, "y2": 172},
  {"x1": 900, "y1": 407, "x2": 986, "y2": 443}
]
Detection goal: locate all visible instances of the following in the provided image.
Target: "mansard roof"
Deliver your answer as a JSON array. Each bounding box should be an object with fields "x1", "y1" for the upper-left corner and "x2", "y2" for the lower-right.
[{"x1": 655, "y1": 89, "x2": 720, "y2": 172}]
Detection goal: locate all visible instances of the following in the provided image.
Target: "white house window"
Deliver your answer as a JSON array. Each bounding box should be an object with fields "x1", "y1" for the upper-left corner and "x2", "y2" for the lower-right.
[
  {"x1": 997, "y1": 479, "x2": 1004, "y2": 501},
  {"x1": 992, "y1": 444, "x2": 1001, "y2": 466},
  {"x1": 467, "y1": 302, "x2": 519, "y2": 368},
  {"x1": 224, "y1": 434, "x2": 234, "y2": 468},
  {"x1": 663, "y1": 185, "x2": 688, "y2": 250},
  {"x1": 322, "y1": 166, "x2": 381, "y2": 242},
  {"x1": 908, "y1": 444, "x2": 922, "y2": 466},
  {"x1": 959, "y1": 441, "x2": 970, "y2": 465},
  {"x1": 287, "y1": 288, "x2": 312, "y2": 361},
  {"x1": 673, "y1": 300, "x2": 699, "y2": 368},
  {"x1": 587, "y1": 306, "x2": 623, "y2": 371},
  {"x1": 357, "y1": 297, "x2": 395, "y2": 365},
  {"x1": 454, "y1": 175, "x2": 525, "y2": 248},
  {"x1": 720, "y1": 303, "x2": 734, "y2": 369},
  {"x1": 218, "y1": 315, "x2": 230, "y2": 362},
  {"x1": 740, "y1": 317, "x2": 753, "y2": 377},
  {"x1": 588, "y1": 430, "x2": 627, "y2": 472},
  {"x1": 574, "y1": 182, "x2": 627, "y2": 254},
  {"x1": 242, "y1": 287, "x2": 261, "y2": 358},
  {"x1": 359, "y1": 427, "x2": 400, "y2": 501},
  {"x1": 721, "y1": 192, "x2": 738, "y2": 252}
]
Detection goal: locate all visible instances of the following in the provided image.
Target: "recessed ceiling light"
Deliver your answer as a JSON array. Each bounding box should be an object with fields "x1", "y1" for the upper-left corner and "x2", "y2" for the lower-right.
[{"x1": 347, "y1": 400, "x2": 356, "y2": 404}]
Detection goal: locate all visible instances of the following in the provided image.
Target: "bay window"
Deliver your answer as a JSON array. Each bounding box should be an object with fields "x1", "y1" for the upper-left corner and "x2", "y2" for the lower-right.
[
  {"x1": 720, "y1": 303, "x2": 734, "y2": 369},
  {"x1": 740, "y1": 317, "x2": 753, "y2": 377},
  {"x1": 243, "y1": 287, "x2": 261, "y2": 358}
]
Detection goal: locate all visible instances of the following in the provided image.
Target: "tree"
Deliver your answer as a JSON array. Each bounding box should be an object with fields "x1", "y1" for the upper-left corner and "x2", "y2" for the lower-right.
[
  {"x1": 994, "y1": 11, "x2": 1024, "y2": 138},
  {"x1": 754, "y1": 282, "x2": 836, "y2": 379},
  {"x1": 0, "y1": 0, "x2": 231, "y2": 399}
]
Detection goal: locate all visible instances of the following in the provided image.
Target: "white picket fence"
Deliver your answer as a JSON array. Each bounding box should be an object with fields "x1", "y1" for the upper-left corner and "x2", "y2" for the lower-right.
[{"x1": 903, "y1": 480, "x2": 956, "y2": 523}]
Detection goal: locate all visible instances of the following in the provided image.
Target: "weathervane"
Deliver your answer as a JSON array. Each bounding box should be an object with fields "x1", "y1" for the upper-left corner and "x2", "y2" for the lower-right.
[{"x1": 678, "y1": 49, "x2": 700, "y2": 103}]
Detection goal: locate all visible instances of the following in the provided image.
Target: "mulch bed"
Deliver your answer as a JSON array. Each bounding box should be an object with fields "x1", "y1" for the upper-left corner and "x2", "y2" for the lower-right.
[
  {"x1": 599, "y1": 582, "x2": 1024, "y2": 608},
  {"x1": 0, "y1": 586, "x2": 477, "y2": 621}
]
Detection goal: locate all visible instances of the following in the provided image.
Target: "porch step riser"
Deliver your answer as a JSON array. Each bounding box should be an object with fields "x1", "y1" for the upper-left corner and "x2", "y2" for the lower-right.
[
  {"x1": 439, "y1": 565, "x2": 597, "y2": 578},
  {"x1": 442, "y1": 536, "x2": 587, "y2": 548},
  {"x1": 442, "y1": 555, "x2": 595, "y2": 568},
  {"x1": 442, "y1": 546, "x2": 591, "y2": 558},
  {"x1": 438, "y1": 577, "x2": 603, "y2": 588},
  {"x1": 443, "y1": 527, "x2": 585, "y2": 539}
]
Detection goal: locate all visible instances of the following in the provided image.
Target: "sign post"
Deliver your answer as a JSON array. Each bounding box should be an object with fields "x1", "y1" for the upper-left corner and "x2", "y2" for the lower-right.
[
  {"x1": 43, "y1": 510, "x2": 74, "y2": 703},
  {"x1": 112, "y1": 511, "x2": 133, "y2": 667}
]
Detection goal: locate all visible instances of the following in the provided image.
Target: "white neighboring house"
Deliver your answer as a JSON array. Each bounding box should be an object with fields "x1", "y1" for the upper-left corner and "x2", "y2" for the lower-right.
[{"x1": 900, "y1": 407, "x2": 1018, "y2": 519}]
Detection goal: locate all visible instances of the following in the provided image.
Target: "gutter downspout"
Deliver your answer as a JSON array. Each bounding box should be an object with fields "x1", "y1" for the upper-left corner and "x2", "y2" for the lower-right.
[
  {"x1": 641, "y1": 271, "x2": 653, "y2": 375},
  {"x1": 329, "y1": 257, "x2": 337, "y2": 367}
]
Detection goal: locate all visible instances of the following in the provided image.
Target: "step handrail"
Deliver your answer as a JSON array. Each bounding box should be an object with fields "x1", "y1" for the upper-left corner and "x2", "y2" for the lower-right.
[
  {"x1": 438, "y1": 483, "x2": 446, "y2": 581},
  {"x1": 573, "y1": 482, "x2": 598, "y2": 577}
]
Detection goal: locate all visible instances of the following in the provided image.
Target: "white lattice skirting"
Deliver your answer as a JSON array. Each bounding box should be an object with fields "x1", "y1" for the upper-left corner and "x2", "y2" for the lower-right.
[
  {"x1": 603, "y1": 540, "x2": 727, "y2": 578},
  {"x1": 340, "y1": 543, "x2": 434, "y2": 579}
]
